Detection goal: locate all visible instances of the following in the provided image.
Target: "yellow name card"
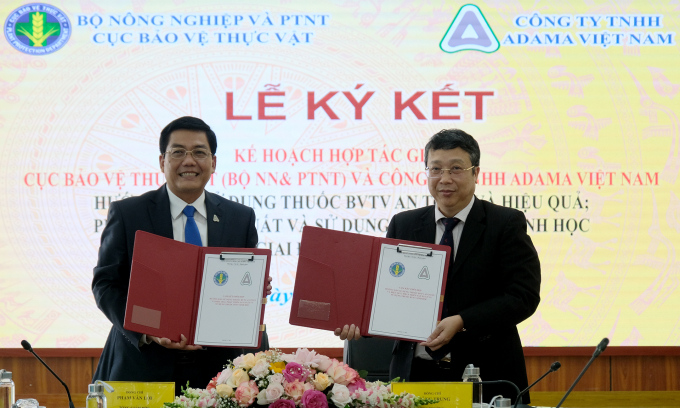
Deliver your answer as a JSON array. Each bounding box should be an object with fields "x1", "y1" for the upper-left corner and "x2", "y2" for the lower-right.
[
  {"x1": 103, "y1": 382, "x2": 175, "y2": 408},
  {"x1": 392, "y1": 382, "x2": 472, "y2": 408}
]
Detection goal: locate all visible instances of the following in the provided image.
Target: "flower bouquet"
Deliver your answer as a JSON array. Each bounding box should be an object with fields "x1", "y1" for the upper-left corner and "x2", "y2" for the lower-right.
[{"x1": 165, "y1": 348, "x2": 437, "y2": 408}]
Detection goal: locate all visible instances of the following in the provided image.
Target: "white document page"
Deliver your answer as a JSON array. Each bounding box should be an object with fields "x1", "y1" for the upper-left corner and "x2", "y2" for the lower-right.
[
  {"x1": 368, "y1": 244, "x2": 447, "y2": 341},
  {"x1": 194, "y1": 253, "x2": 267, "y2": 347}
]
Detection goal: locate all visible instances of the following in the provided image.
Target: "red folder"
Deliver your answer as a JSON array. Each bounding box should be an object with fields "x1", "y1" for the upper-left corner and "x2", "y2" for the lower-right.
[
  {"x1": 124, "y1": 231, "x2": 271, "y2": 348},
  {"x1": 289, "y1": 226, "x2": 451, "y2": 342}
]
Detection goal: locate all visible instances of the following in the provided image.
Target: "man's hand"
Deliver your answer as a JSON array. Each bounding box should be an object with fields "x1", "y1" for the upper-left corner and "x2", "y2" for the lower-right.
[
  {"x1": 148, "y1": 334, "x2": 203, "y2": 350},
  {"x1": 334, "y1": 324, "x2": 362, "y2": 341},
  {"x1": 420, "y1": 315, "x2": 464, "y2": 351},
  {"x1": 266, "y1": 276, "x2": 273, "y2": 296}
]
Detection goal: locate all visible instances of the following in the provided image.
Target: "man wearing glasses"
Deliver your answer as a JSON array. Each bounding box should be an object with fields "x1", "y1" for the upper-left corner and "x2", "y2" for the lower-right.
[
  {"x1": 92, "y1": 116, "x2": 271, "y2": 392},
  {"x1": 337, "y1": 129, "x2": 540, "y2": 404}
]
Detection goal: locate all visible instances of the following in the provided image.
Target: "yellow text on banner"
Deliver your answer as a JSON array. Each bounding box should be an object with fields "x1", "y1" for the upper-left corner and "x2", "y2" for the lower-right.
[
  {"x1": 103, "y1": 382, "x2": 175, "y2": 408},
  {"x1": 392, "y1": 382, "x2": 473, "y2": 408}
]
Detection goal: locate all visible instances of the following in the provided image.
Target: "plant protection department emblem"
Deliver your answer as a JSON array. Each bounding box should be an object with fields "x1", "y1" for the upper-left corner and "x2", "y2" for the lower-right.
[{"x1": 4, "y1": 3, "x2": 71, "y2": 55}]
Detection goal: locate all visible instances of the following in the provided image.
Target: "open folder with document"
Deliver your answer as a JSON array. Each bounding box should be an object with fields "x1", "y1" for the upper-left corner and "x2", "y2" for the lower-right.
[
  {"x1": 124, "y1": 231, "x2": 271, "y2": 348},
  {"x1": 290, "y1": 226, "x2": 451, "y2": 342}
]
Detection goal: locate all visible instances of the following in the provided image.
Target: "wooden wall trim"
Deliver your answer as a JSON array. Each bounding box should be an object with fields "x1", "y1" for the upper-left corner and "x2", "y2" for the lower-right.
[
  {"x1": 2, "y1": 346, "x2": 679, "y2": 358},
  {"x1": 0, "y1": 348, "x2": 103, "y2": 357},
  {"x1": 523, "y1": 347, "x2": 680, "y2": 356}
]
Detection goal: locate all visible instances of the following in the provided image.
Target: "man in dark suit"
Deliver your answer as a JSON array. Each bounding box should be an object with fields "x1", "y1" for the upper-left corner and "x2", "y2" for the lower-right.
[
  {"x1": 337, "y1": 129, "x2": 540, "y2": 404},
  {"x1": 92, "y1": 116, "x2": 270, "y2": 392}
]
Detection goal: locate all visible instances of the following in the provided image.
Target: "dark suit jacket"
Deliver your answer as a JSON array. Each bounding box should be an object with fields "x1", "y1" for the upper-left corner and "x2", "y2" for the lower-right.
[
  {"x1": 92, "y1": 184, "x2": 262, "y2": 385},
  {"x1": 387, "y1": 198, "x2": 540, "y2": 403}
]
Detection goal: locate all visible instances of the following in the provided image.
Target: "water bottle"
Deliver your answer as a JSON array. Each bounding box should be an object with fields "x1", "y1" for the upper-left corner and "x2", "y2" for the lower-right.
[
  {"x1": 0, "y1": 370, "x2": 15, "y2": 408},
  {"x1": 86, "y1": 384, "x2": 106, "y2": 408},
  {"x1": 462, "y1": 364, "x2": 482, "y2": 408}
]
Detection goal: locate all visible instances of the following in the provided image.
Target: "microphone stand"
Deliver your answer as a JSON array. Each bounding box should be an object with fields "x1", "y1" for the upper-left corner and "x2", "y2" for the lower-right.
[
  {"x1": 555, "y1": 338, "x2": 609, "y2": 408},
  {"x1": 514, "y1": 362, "x2": 561, "y2": 408},
  {"x1": 21, "y1": 340, "x2": 75, "y2": 408}
]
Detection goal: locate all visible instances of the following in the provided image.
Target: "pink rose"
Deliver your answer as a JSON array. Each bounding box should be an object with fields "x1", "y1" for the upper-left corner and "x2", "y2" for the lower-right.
[
  {"x1": 284, "y1": 380, "x2": 313, "y2": 403},
  {"x1": 343, "y1": 367, "x2": 359, "y2": 385},
  {"x1": 234, "y1": 380, "x2": 259, "y2": 407},
  {"x1": 325, "y1": 361, "x2": 351, "y2": 386},
  {"x1": 270, "y1": 399, "x2": 296, "y2": 408},
  {"x1": 347, "y1": 378, "x2": 367, "y2": 393},
  {"x1": 283, "y1": 362, "x2": 309, "y2": 383},
  {"x1": 302, "y1": 389, "x2": 329, "y2": 408}
]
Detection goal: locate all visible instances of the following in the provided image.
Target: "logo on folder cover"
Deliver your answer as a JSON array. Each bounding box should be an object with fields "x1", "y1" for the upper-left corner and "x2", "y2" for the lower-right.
[
  {"x1": 440, "y1": 4, "x2": 499, "y2": 53},
  {"x1": 389, "y1": 262, "x2": 406, "y2": 277},
  {"x1": 4, "y1": 3, "x2": 72, "y2": 55},
  {"x1": 241, "y1": 271, "x2": 252, "y2": 286},
  {"x1": 214, "y1": 271, "x2": 228, "y2": 286}
]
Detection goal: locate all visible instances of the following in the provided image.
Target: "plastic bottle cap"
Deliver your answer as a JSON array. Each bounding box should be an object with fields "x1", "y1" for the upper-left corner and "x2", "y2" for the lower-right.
[
  {"x1": 0, "y1": 370, "x2": 12, "y2": 380},
  {"x1": 494, "y1": 398, "x2": 511, "y2": 407},
  {"x1": 463, "y1": 364, "x2": 480, "y2": 376},
  {"x1": 88, "y1": 384, "x2": 105, "y2": 394}
]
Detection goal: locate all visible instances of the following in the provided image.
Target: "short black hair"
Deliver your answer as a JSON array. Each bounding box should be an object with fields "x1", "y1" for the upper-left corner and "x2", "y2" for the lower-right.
[
  {"x1": 424, "y1": 129, "x2": 480, "y2": 167},
  {"x1": 159, "y1": 116, "x2": 217, "y2": 155}
]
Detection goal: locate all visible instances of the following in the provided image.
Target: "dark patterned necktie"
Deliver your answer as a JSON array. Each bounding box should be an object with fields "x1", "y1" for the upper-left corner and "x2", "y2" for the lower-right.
[
  {"x1": 439, "y1": 217, "x2": 461, "y2": 250},
  {"x1": 427, "y1": 217, "x2": 460, "y2": 360},
  {"x1": 439, "y1": 217, "x2": 460, "y2": 318}
]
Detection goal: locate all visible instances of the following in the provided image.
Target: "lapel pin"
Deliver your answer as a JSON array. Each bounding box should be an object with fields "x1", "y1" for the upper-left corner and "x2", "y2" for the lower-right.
[{"x1": 213, "y1": 215, "x2": 220, "y2": 222}]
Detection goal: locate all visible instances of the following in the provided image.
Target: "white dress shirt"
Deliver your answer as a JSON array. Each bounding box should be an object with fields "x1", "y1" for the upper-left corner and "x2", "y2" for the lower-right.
[
  {"x1": 415, "y1": 196, "x2": 475, "y2": 360},
  {"x1": 167, "y1": 187, "x2": 208, "y2": 247}
]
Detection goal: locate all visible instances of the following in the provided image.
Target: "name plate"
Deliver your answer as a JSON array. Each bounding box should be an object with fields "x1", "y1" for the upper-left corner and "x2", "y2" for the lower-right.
[
  {"x1": 392, "y1": 382, "x2": 473, "y2": 408},
  {"x1": 103, "y1": 382, "x2": 175, "y2": 408}
]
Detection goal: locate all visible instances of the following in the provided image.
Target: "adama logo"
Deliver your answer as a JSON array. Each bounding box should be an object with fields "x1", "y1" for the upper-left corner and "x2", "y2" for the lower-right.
[{"x1": 440, "y1": 4, "x2": 500, "y2": 53}]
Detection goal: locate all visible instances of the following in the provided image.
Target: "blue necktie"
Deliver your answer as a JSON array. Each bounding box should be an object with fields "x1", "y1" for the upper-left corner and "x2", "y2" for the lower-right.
[
  {"x1": 183, "y1": 205, "x2": 202, "y2": 246},
  {"x1": 427, "y1": 217, "x2": 460, "y2": 360}
]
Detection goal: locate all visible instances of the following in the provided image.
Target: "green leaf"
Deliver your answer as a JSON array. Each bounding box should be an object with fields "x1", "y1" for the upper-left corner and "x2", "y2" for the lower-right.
[{"x1": 358, "y1": 370, "x2": 369, "y2": 379}]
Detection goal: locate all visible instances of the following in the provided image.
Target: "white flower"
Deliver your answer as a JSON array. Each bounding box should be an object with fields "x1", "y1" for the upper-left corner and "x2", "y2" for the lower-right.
[
  {"x1": 217, "y1": 368, "x2": 233, "y2": 385},
  {"x1": 263, "y1": 383, "x2": 285, "y2": 404},
  {"x1": 283, "y1": 348, "x2": 324, "y2": 368},
  {"x1": 367, "y1": 392, "x2": 382, "y2": 406},
  {"x1": 268, "y1": 373, "x2": 284, "y2": 384},
  {"x1": 316, "y1": 355, "x2": 333, "y2": 372},
  {"x1": 330, "y1": 383, "x2": 352, "y2": 408},
  {"x1": 250, "y1": 359, "x2": 270, "y2": 378},
  {"x1": 256, "y1": 389, "x2": 268, "y2": 405}
]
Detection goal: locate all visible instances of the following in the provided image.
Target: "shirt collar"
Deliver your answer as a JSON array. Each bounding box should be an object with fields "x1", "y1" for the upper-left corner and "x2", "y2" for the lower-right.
[
  {"x1": 167, "y1": 187, "x2": 207, "y2": 220},
  {"x1": 435, "y1": 196, "x2": 475, "y2": 224}
]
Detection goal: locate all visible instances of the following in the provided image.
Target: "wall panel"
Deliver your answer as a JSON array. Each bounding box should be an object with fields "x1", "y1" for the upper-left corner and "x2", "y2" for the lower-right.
[{"x1": 2, "y1": 351, "x2": 680, "y2": 408}]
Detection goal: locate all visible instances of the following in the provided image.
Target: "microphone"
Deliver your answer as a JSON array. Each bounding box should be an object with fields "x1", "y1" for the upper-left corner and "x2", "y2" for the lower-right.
[
  {"x1": 21, "y1": 340, "x2": 75, "y2": 408},
  {"x1": 555, "y1": 338, "x2": 609, "y2": 408},
  {"x1": 513, "y1": 361, "x2": 561, "y2": 408},
  {"x1": 595, "y1": 338, "x2": 609, "y2": 355}
]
